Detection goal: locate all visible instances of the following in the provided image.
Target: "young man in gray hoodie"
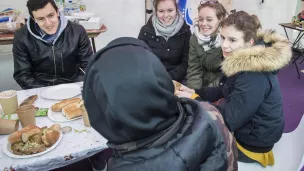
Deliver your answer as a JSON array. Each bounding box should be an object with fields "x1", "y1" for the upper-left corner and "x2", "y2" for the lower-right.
[{"x1": 13, "y1": 0, "x2": 93, "y2": 89}]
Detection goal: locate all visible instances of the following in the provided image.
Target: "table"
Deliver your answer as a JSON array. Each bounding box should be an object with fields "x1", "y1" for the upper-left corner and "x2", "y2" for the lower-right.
[
  {"x1": 0, "y1": 82, "x2": 107, "y2": 171},
  {"x1": 279, "y1": 23, "x2": 304, "y2": 48},
  {"x1": 86, "y1": 24, "x2": 108, "y2": 53},
  {"x1": 0, "y1": 24, "x2": 107, "y2": 53},
  {"x1": 279, "y1": 23, "x2": 304, "y2": 78}
]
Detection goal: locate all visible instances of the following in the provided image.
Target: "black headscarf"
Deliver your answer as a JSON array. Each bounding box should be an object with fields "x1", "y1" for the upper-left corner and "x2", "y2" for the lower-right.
[{"x1": 83, "y1": 38, "x2": 184, "y2": 155}]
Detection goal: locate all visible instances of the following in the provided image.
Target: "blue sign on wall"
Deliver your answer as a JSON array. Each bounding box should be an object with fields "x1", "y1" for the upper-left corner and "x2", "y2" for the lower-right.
[{"x1": 178, "y1": 0, "x2": 193, "y2": 25}]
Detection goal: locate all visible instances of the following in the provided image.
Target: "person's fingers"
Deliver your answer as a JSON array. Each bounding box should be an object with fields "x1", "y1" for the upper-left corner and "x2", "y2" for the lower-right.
[
  {"x1": 180, "y1": 86, "x2": 194, "y2": 93},
  {"x1": 180, "y1": 86, "x2": 191, "y2": 91},
  {"x1": 175, "y1": 90, "x2": 182, "y2": 96},
  {"x1": 179, "y1": 86, "x2": 186, "y2": 90},
  {"x1": 175, "y1": 91, "x2": 192, "y2": 98}
]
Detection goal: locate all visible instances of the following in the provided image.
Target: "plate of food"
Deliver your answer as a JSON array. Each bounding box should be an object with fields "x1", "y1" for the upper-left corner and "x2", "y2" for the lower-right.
[
  {"x1": 2, "y1": 124, "x2": 62, "y2": 159},
  {"x1": 48, "y1": 98, "x2": 83, "y2": 122},
  {"x1": 41, "y1": 84, "x2": 81, "y2": 100}
]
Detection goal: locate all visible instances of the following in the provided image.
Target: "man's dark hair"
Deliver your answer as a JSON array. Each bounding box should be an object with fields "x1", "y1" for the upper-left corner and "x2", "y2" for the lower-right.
[{"x1": 27, "y1": 0, "x2": 58, "y2": 17}]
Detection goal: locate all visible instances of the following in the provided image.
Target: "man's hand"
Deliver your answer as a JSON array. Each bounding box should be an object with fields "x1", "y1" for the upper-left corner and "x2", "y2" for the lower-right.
[
  {"x1": 174, "y1": 83, "x2": 195, "y2": 98},
  {"x1": 179, "y1": 84, "x2": 195, "y2": 94},
  {"x1": 175, "y1": 90, "x2": 193, "y2": 98}
]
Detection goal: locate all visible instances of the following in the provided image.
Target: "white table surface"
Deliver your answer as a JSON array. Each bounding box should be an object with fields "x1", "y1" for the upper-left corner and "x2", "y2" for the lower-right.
[{"x1": 0, "y1": 82, "x2": 108, "y2": 171}]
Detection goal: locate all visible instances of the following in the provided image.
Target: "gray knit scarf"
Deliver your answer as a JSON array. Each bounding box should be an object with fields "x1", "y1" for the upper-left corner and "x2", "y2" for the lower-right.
[
  {"x1": 152, "y1": 12, "x2": 184, "y2": 41},
  {"x1": 194, "y1": 24, "x2": 221, "y2": 51}
]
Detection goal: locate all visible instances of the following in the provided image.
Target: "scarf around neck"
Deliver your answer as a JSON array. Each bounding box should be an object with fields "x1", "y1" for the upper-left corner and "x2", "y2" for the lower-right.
[
  {"x1": 194, "y1": 24, "x2": 221, "y2": 51},
  {"x1": 152, "y1": 11, "x2": 184, "y2": 41}
]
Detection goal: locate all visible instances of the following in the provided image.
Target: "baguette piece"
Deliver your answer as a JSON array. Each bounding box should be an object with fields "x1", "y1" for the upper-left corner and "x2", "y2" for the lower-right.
[
  {"x1": 8, "y1": 131, "x2": 22, "y2": 144},
  {"x1": 20, "y1": 95, "x2": 38, "y2": 106},
  {"x1": 62, "y1": 102, "x2": 83, "y2": 120},
  {"x1": 50, "y1": 124, "x2": 61, "y2": 132},
  {"x1": 51, "y1": 98, "x2": 81, "y2": 112}
]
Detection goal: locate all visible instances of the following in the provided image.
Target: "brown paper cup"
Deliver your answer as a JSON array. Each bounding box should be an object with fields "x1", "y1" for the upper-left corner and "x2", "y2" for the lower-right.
[
  {"x1": 0, "y1": 90, "x2": 18, "y2": 115},
  {"x1": 0, "y1": 118, "x2": 19, "y2": 134},
  {"x1": 16, "y1": 105, "x2": 36, "y2": 127}
]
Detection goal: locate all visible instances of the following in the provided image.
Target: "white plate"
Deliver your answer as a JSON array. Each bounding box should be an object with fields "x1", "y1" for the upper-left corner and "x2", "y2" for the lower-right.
[
  {"x1": 41, "y1": 84, "x2": 81, "y2": 100},
  {"x1": 48, "y1": 107, "x2": 82, "y2": 123},
  {"x1": 2, "y1": 132, "x2": 63, "y2": 159}
]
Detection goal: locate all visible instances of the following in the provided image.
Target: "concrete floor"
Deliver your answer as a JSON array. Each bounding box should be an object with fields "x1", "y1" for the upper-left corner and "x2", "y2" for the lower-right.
[{"x1": 0, "y1": 45, "x2": 21, "y2": 92}]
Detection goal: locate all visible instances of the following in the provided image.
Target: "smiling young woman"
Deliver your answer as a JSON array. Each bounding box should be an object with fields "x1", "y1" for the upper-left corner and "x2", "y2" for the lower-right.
[
  {"x1": 186, "y1": 0, "x2": 227, "y2": 89},
  {"x1": 138, "y1": 0, "x2": 191, "y2": 82}
]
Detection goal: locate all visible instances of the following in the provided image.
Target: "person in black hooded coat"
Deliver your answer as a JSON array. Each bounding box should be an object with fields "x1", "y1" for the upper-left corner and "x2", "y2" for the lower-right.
[{"x1": 82, "y1": 37, "x2": 229, "y2": 171}]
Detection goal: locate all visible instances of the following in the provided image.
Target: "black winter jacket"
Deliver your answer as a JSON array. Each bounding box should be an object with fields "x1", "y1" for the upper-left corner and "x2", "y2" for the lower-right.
[{"x1": 196, "y1": 30, "x2": 292, "y2": 152}]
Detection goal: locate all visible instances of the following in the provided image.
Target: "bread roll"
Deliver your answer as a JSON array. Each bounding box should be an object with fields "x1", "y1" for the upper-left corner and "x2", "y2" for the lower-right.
[
  {"x1": 22, "y1": 127, "x2": 42, "y2": 143},
  {"x1": 21, "y1": 125, "x2": 38, "y2": 132},
  {"x1": 62, "y1": 102, "x2": 83, "y2": 120},
  {"x1": 8, "y1": 125, "x2": 39, "y2": 144},
  {"x1": 51, "y1": 98, "x2": 81, "y2": 112},
  {"x1": 50, "y1": 124, "x2": 61, "y2": 132},
  {"x1": 8, "y1": 131, "x2": 22, "y2": 144},
  {"x1": 42, "y1": 130, "x2": 60, "y2": 147}
]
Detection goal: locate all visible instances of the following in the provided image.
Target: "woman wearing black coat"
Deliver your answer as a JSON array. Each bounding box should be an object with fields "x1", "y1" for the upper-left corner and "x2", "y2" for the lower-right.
[{"x1": 138, "y1": 0, "x2": 191, "y2": 82}]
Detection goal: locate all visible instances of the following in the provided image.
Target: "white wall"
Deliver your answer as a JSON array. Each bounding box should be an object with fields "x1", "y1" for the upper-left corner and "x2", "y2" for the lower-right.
[
  {"x1": 0, "y1": 0, "x2": 298, "y2": 47},
  {"x1": 0, "y1": 0, "x2": 27, "y2": 13},
  {"x1": 181, "y1": 0, "x2": 297, "y2": 40},
  {"x1": 82, "y1": 0, "x2": 145, "y2": 50},
  {"x1": 0, "y1": 0, "x2": 145, "y2": 50},
  {"x1": 232, "y1": 0, "x2": 297, "y2": 39}
]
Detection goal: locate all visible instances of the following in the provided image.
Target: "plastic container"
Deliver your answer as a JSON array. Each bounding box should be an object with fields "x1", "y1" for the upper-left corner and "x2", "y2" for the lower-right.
[
  {"x1": 64, "y1": 0, "x2": 74, "y2": 16},
  {"x1": 79, "y1": 1, "x2": 86, "y2": 12},
  {"x1": 73, "y1": 0, "x2": 80, "y2": 13},
  {"x1": 54, "y1": 0, "x2": 64, "y2": 13}
]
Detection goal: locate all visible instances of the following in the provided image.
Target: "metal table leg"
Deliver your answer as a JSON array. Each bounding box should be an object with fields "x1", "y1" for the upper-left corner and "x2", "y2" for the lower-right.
[
  {"x1": 91, "y1": 37, "x2": 96, "y2": 54},
  {"x1": 283, "y1": 26, "x2": 304, "y2": 79},
  {"x1": 293, "y1": 54, "x2": 302, "y2": 79},
  {"x1": 293, "y1": 31, "x2": 304, "y2": 48},
  {"x1": 283, "y1": 27, "x2": 289, "y2": 40}
]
